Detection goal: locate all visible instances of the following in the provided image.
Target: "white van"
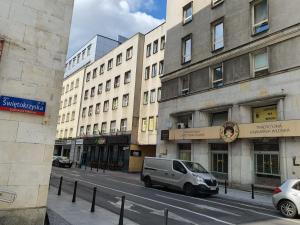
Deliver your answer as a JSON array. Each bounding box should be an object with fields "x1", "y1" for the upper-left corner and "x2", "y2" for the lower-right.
[{"x1": 141, "y1": 157, "x2": 218, "y2": 196}]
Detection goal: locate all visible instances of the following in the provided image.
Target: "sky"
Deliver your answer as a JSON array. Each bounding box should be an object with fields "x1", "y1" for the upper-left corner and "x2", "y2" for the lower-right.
[{"x1": 67, "y1": 0, "x2": 167, "y2": 58}]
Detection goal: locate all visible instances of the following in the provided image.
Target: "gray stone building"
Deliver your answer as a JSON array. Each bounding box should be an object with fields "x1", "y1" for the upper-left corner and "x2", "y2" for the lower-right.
[
  {"x1": 158, "y1": 0, "x2": 300, "y2": 188},
  {"x1": 0, "y1": 1, "x2": 73, "y2": 224}
]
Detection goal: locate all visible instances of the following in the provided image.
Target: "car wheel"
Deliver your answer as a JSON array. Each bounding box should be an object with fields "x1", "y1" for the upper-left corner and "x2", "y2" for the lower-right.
[
  {"x1": 279, "y1": 200, "x2": 298, "y2": 218},
  {"x1": 144, "y1": 177, "x2": 152, "y2": 188},
  {"x1": 184, "y1": 183, "x2": 195, "y2": 196}
]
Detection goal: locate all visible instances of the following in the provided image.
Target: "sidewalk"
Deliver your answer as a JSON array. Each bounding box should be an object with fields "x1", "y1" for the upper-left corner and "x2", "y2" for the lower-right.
[{"x1": 47, "y1": 187, "x2": 138, "y2": 225}]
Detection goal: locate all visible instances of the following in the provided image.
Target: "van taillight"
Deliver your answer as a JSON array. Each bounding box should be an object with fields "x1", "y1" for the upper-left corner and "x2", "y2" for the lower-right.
[{"x1": 273, "y1": 187, "x2": 282, "y2": 194}]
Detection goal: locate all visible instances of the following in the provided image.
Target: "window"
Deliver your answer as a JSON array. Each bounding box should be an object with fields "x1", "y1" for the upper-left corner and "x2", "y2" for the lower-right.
[
  {"x1": 159, "y1": 60, "x2": 164, "y2": 75},
  {"x1": 77, "y1": 53, "x2": 80, "y2": 63},
  {"x1": 82, "y1": 49, "x2": 86, "y2": 60},
  {"x1": 64, "y1": 99, "x2": 67, "y2": 107},
  {"x1": 62, "y1": 86, "x2": 65, "y2": 95},
  {"x1": 146, "y1": 44, "x2": 151, "y2": 57},
  {"x1": 180, "y1": 75, "x2": 189, "y2": 95},
  {"x1": 70, "y1": 81, "x2": 74, "y2": 90},
  {"x1": 84, "y1": 90, "x2": 89, "y2": 100},
  {"x1": 255, "y1": 151, "x2": 280, "y2": 177},
  {"x1": 112, "y1": 97, "x2": 118, "y2": 110},
  {"x1": 124, "y1": 70, "x2": 131, "y2": 84},
  {"x1": 212, "y1": 64, "x2": 223, "y2": 88},
  {"x1": 116, "y1": 53, "x2": 122, "y2": 66},
  {"x1": 212, "y1": 0, "x2": 224, "y2": 8},
  {"x1": 68, "y1": 97, "x2": 72, "y2": 106},
  {"x1": 86, "y1": 72, "x2": 91, "y2": 82},
  {"x1": 101, "y1": 122, "x2": 107, "y2": 134},
  {"x1": 93, "y1": 124, "x2": 99, "y2": 135},
  {"x1": 61, "y1": 114, "x2": 65, "y2": 123},
  {"x1": 73, "y1": 95, "x2": 77, "y2": 104},
  {"x1": 92, "y1": 68, "x2": 97, "y2": 79},
  {"x1": 153, "y1": 40, "x2": 158, "y2": 54},
  {"x1": 173, "y1": 160, "x2": 187, "y2": 174},
  {"x1": 145, "y1": 66, "x2": 150, "y2": 80},
  {"x1": 98, "y1": 83, "x2": 103, "y2": 94},
  {"x1": 182, "y1": 35, "x2": 192, "y2": 64},
  {"x1": 86, "y1": 125, "x2": 91, "y2": 136},
  {"x1": 95, "y1": 103, "x2": 101, "y2": 115},
  {"x1": 157, "y1": 87, "x2": 162, "y2": 102},
  {"x1": 80, "y1": 126, "x2": 84, "y2": 136},
  {"x1": 57, "y1": 115, "x2": 61, "y2": 124},
  {"x1": 148, "y1": 117, "x2": 155, "y2": 131},
  {"x1": 108, "y1": 59, "x2": 113, "y2": 70},
  {"x1": 114, "y1": 75, "x2": 120, "y2": 88},
  {"x1": 82, "y1": 108, "x2": 86, "y2": 118},
  {"x1": 110, "y1": 120, "x2": 116, "y2": 133},
  {"x1": 60, "y1": 101, "x2": 63, "y2": 109},
  {"x1": 64, "y1": 129, "x2": 68, "y2": 138},
  {"x1": 150, "y1": 89, "x2": 156, "y2": 103},
  {"x1": 160, "y1": 36, "x2": 166, "y2": 50},
  {"x1": 126, "y1": 47, "x2": 133, "y2": 60},
  {"x1": 100, "y1": 64, "x2": 105, "y2": 74},
  {"x1": 71, "y1": 111, "x2": 75, "y2": 121},
  {"x1": 120, "y1": 119, "x2": 127, "y2": 132},
  {"x1": 211, "y1": 112, "x2": 228, "y2": 126},
  {"x1": 106, "y1": 80, "x2": 111, "y2": 92},
  {"x1": 143, "y1": 91, "x2": 149, "y2": 105},
  {"x1": 212, "y1": 20, "x2": 224, "y2": 51},
  {"x1": 87, "y1": 44, "x2": 92, "y2": 56},
  {"x1": 75, "y1": 78, "x2": 79, "y2": 88},
  {"x1": 252, "y1": 0, "x2": 269, "y2": 35},
  {"x1": 72, "y1": 58, "x2": 76, "y2": 67},
  {"x1": 66, "y1": 84, "x2": 69, "y2": 93},
  {"x1": 90, "y1": 87, "x2": 95, "y2": 97},
  {"x1": 103, "y1": 100, "x2": 109, "y2": 112},
  {"x1": 122, "y1": 94, "x2": 129, "y2": 107},
  {"x1": 183, "y1": 2, "x2": 193, "y2": 24},
  {"x1": 142, "y1": 118, "x2": 147, "y2": 132},
  {"x1": 151, "y1": 63, "x2": 157, "y2": 78},
  {"x1": 253, "y1": 49, "x2": 268, "y2": 75},
  {"x1": 212, "y1": 151, "x2": 228, "y2": 174},
  {"x1": 88, "y1": 105, "x2": 93, "y2": 117}
]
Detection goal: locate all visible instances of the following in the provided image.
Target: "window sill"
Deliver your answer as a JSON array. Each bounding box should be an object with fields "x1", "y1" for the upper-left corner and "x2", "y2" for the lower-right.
[
  {"x1": 182, "y1": 19, "x2": 193, "y2": 26},
  {"x1": 211, "y1": 0, "x2": 224, "y2": 9},
  {"x1": 211, "y1": 47, "x2": 224, "y2": 54},
  {"x1": 181, "y1": 60, "x2": 191, "y2": 66}
]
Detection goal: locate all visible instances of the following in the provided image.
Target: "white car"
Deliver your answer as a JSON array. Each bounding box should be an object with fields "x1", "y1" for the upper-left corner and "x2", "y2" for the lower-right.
[{"x1": 272, "y1": 179, "x2": 300, "y2": 218}]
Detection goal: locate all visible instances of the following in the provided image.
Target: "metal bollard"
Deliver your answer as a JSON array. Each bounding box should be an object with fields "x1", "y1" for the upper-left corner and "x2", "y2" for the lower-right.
[
  {"x1": 251, "y1": 184, "x2": 255, "y2": 199},
  {"x1": 72, "y1": 181, "x2": 78, "y2": 203},
  {"x1": 224, "y1": 180, "x2": 227, "y2": 194},
  {"x1": 91, "y1": 187, "x2": 97, "y2": 212},
  {"x1": 164, "y1": 209, "x2": 168, "y2": 225},
  {"x1": 58, "y1": 176, "x2": 63, "y2": 196},
  {"x1": 119, "y1": 196, "x2": 125, "y2": 225}
]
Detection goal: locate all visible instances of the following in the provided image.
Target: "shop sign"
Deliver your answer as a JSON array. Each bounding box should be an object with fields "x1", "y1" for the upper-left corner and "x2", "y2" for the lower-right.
[
  {"x1": 220, "y1": 122, "x2": 239, "y2": 143},
  {"x1": 123, "y1": 146, "x2": 130, "y2": 151},
  {"x1": 66, "y1": 140, "x2": 72, "y2": 145},
  {"x1": 0, "y1": 95, "x2": 46, "y2": 116},
  {"x1": 253, "y1": 106, "x2": 277, "y2": 123},
  {"x1": 96, "y1": 138, "x2": 106, "y2": 145},
  {"x1": 130, "y1": 150, "x2": 142, "y2": 157},
  {"x1": 161, "y1": 130, "x2": 169, "y2": 140},
  {"x1": 76, "y1": 139, "x2": 83, "y2": 145}
]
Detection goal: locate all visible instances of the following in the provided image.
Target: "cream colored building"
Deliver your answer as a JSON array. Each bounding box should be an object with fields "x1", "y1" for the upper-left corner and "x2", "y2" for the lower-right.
[
  {"x1": 0, "y1": 0, "x2": 73, "y2": 224},
  {"x1": 137, "y1": 23, "x2": 166, "y2": 161}
]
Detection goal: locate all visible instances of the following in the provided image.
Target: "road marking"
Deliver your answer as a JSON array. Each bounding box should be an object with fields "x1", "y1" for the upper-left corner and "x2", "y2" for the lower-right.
[
  {"x1": 52, "y1": 173, "x2": 235, "y2": 225},
  {"x1": 104, "y1": 177, "x2": 143, "y2": 187},
  {"x1": 156, "y1": 194, "x2": 240, "y2": 217}
]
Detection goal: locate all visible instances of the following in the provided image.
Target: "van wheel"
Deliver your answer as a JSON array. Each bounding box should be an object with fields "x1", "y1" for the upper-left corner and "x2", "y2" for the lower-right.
[
  {"x1": 279, "y1": 200, "x2": 298, "y2": 218},
  {"x1": 144, "y1": 177, "x2": 152, "y2": 188},
  {"x1": 184, "y1": 183, "x2": 195, "y2": 196}
]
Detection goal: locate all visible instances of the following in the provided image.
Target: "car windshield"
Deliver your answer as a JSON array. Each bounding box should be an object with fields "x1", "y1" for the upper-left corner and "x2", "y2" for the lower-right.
[{"x1": 181, "y1": 161, "x2": 208, "y2": 173}]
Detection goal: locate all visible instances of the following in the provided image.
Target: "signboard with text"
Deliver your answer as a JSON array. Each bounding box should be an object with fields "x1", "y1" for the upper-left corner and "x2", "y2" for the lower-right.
[{"x1": 0, "y1": 96, "x2": 46, "y2": 116}]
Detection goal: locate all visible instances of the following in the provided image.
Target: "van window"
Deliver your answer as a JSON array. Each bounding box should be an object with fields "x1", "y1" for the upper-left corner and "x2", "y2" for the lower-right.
[{"x1": 173, "y1": 161, "x2": 187, "y2": 174}]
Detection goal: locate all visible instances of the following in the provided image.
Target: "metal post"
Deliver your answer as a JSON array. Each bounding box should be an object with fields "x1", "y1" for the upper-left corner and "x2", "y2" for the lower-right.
[
  {"x1": 251, "y1": 184, "x2": 255, "y2": 199},
  {"x1": 119, "y1": 196, "x2": 125, "y2": 225},
  {"x1": 225, "y1": 180, "x2": 227, "y2": 194},
  {"x1": 91, "y1": 187, "x2": 97, "y2": 212},
  {"x1": 72, "y1": 181, "x2": 78, "y2": 203},
  {"x1": 58, "y1": 176, "x2": 63, "y2": 196},
  {"x1": 164, "y1": 209, "x2": 168, "y2": 225}
]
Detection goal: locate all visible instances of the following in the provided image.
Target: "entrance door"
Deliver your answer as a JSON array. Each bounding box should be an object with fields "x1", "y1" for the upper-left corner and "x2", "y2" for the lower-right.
[
  {"x1": 254, "y1": 142, "x2": 280, "y2": 186},
  {"x1": 211, "y1": 143, "x2": 228, "y2": 180},
  {"x1": 178, "y1": 143, "x2": 191, "y2": 161}
]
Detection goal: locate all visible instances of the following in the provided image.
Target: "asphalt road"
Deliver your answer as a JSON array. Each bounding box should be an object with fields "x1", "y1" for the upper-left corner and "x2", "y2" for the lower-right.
[{"x1": 50, "y1": 167, "x2": 299, "y2": 225}]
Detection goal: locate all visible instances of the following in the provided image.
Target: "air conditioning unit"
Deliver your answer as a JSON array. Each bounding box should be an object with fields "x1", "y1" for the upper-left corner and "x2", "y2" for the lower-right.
[
  {"x1": 177, "y1": 123, "x2": 185, "y2": 129},
  {"x1": 181, "y1": 89, "x2": 189, "y2": 96}
]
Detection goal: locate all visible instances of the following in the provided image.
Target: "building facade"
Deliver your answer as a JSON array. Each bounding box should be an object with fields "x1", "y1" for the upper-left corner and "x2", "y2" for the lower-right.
[
  {"x1": 158, "y1": 0, "x2": 300, "y2": 188},
  {"x1": 64, "y1": 35, "x2": 120, "y2": 78},
  {"x1": 0, "y1": 1, "x2": 73, "y2": 224}
]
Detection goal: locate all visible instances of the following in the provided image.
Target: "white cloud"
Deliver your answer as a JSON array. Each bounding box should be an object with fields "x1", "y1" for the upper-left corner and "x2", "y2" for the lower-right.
[{"x1": 67, "y1": 0, "x2": 164, "y2": 58}]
